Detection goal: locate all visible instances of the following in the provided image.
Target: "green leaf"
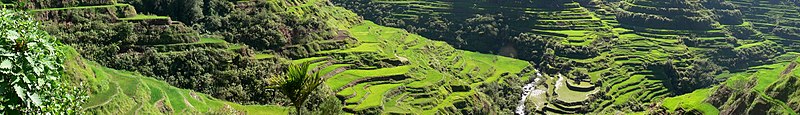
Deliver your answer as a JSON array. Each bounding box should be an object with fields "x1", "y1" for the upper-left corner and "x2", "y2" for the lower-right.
[
  {"x1": 6, "y1": 30, "x2": 18, "y2": 42},
  {"x1": 13, "y1": 85, "x2": 26, "y2": 100},
  {"x1": 21, "y1": 74, "x2": 30, "y2": 84},
  {"x1": 37, "y1": 79, "x2": 44, "y2": 87},
  {"x1": 0, "y1": 59, "x2": 10, "y2": 69},
  {"x1": 28, "y1": 93, "x2": 42, "y2": 106}
]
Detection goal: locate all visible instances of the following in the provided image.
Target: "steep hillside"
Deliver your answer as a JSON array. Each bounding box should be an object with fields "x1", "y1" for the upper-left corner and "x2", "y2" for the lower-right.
[
  {"x1": 63, "y1": 47, "x2": 291, "y2": 114},
  {"x1": 701, "y1": 55, "x2": 800, "y2": 114},
  {"x1": 5, "y1": 0, "x2": 540, "y2": 114},
  {"x1": 321, "y1": 21, "x2": 534, "y2": 114},
  {"x1": 334, "y1": 0, "x2": 797, "y2": 114},
  {"x1": 5, "y1": 0, "x2": 800, "y2": 114},
  {"x1": 0, "y1": 9, "x2": 85, "y2": 114},
  {"x1": 332, "y1": 0, "x2": 540, "y2": 54}
]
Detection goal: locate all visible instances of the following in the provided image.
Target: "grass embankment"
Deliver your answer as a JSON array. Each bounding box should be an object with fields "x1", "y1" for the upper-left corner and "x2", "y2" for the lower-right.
[
  {"x1": 287, "y1": 19, "x2": 530, "y2": 114},
  {"x1": 326, "y1": 65, "x2": 413, "y2": 90},
  {"x1": 661, "y1": 55, "x2": 800, "y2": 115},
  {"x1": 64, "y1": 47, "x2": 289, "y2": 114},
  {"x1": 661, "y1": 88, "x2": 719, "y2": 115},
  {"x1": 117, "y1": 15, "x2": 170, "y2": 21},
  {"x1": 336, "y1": 21, "x2": 530, "y2": 114},
  {"x1": 30, "y1": 4, "x2": 131, "y2": 12}
]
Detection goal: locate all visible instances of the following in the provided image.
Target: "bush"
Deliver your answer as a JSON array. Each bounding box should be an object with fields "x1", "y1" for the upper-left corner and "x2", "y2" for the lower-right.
[
  {"x1": 0, "y1": 10, "x2": 86, "y2": 114},
  {"x1": 652, "y1": 59, "x2": 721, "y2": 95},
  {"x1": 202, "y1": 9, "x2": 335, "y2": 50},
  {"x1": 19, "y1": 0, "x2": 117, "y2": 9}
]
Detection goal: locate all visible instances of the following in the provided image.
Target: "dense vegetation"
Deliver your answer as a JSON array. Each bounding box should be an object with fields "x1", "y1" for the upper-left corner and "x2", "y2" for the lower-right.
[
  {"x1": 2, "y1": 0, "x2": 800, "y2": 114},
  {"x1": 0, "y1": 10, "x2": 85, "y2": 114},
  {"x1": 334, "y1": 0, "x2": 800, "y2": 114}
]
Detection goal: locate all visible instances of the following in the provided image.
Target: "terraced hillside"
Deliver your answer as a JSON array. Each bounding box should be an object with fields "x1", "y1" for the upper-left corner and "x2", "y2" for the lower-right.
[
  {"x1": 729, "y1": 0, "x2": 800, "y2": 52},
  {"x1": 508, "y1": 1, "x2": 615, "y2": 114},
  {"x1": 285, "y1": 21, "x2": 535, "y2": 114},
  {"x1": 517, "y1": 0, "x2": 789, "y2": 114},
  {"x1": 17, "y1": 1, "x2": 294, "y2": 114},
  {"x1": 62, "y1": 48, "x2": 290, "y2": 114},
  {"x1": 497, "y1": 0, "x2": 697, "y2": 113},
  {"x1": 664, "y1": 53, "x2": 800, "y2": 114},
  {"x1": 336, "y1": 0, "x2": 795, "y2": 114},
  {"x1": 7, "y1": 0, "x2": 800, "y2": 114},
  {"x1": 29, "y1": 0, "x2": 364, "y2": 106},
  {"x1": 16, "y1": 0, "x2": 349, "y2": 113},
  {"x1": 332, "y1": 0, "x2": 541, "y2": 55},
  {"x1": 528, "y1": 1, "x2": 613, "y2": 47},
  {"x1": 9, "y1": 0, "x2": 538, "y2": 114}
]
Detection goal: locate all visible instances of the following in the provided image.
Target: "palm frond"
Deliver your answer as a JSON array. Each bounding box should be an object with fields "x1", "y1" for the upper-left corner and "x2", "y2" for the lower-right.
[{"x1": 269, "y1": 62, "x2": 325, "y2": 110}]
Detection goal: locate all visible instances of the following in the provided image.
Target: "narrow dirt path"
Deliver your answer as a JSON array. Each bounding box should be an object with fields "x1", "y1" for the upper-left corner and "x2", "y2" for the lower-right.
[{"x1": 781, "y1": 62, "x2": 797, "y2": 76}]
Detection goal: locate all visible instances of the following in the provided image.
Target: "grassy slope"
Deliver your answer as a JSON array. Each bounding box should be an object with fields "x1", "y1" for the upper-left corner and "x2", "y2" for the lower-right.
[
  {"x1": 293, "y1": 16, "x2": 529, "y2": 114},
  {"x1": 326, "y1": 65, "x2": 413, "y2": 90},
  {"x1": 283, "y1": 2, "x2": 533, "y2": 114},
  {"x1": 661, "y1": 55, "x2": 800, "y2": 114},
  {"x1": 343, "y1": 21, "x2": 530, "y2": 114},
  {"x1": 31, "y1": 3, "x2": 131, "y2": 12},
  {"x1": 117, "y1": 15, "x2": 170, "y2": 21},
  {"x1": 63, "y1": 47, "x2": 289, "y2": 114},
  {"x1": 661, "y1": 88, "x2": 719, "y2": 115},
  {"x1": 49, "y1": 0, "x2": 529, "y2": 114}
]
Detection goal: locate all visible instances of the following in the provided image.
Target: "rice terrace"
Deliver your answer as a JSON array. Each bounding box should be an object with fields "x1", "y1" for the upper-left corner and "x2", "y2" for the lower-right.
[{"x1": 1, "y1": 0, "x2": 800, "y2": 114}]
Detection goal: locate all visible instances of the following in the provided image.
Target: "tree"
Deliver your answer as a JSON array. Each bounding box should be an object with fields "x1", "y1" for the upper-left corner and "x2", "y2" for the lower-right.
[{"x1": 269, "y1": 62, "x2": 324, "y2": 114}]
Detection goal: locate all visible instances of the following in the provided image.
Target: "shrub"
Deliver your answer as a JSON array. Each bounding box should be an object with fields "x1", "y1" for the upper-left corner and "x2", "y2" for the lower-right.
[{"x1": 0, "y1": 10, "x2": 86, "y2": 114}]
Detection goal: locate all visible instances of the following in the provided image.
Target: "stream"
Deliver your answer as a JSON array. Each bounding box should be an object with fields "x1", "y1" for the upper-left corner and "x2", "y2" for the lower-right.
[{"x1": 515, "y1": 69, "x2": 545, "y2": 115}]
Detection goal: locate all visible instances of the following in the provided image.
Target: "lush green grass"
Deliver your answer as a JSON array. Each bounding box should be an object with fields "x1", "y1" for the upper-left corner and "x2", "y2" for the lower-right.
[
  {"x1": 226, "y1": 44, "x2": 245, "y2": 50},
  {"x1": 69, "y1": 49, "x2": 289, "y2": 114},
  {"x1": 82, "y1": 81, "x2": 119, "y2": 109},
  {"x1": 661, "y1": 88, "x2": 719, "y2": 115},
  {"x1": 332, "y1": 21, "x2": 532, "y2": 114},
  {"x1": 251, "y1": 53, "x2": 276, "y2": 60},
  {"x1": 735, "y1": 41, "x2": 768, "y2": 50},
  {"x1": 713, "y1": 55, "x2": 800, "y2": 114},
  {"x1": 117, "y1": 15, "x2": 171, "y2": 21},
  {"x1": 611, "y1": 75, "x2": 646, "y2": 105},
  {"x1": 340, "y1": 83, "x2": 370, "y2": 103},
  {"x1": 725, "y1": 62, "x2": 793, "y2": 91},
  {"x1": 145, "y1": 82, "x2": 165, "y2": 103},
  {"x1": 463, "y1": 51, "x2": 529, "y2": 83},
  {"x1": 47, "y1": 0, "x2": 538, "y2": 114},
  {"x1": 164, "y1": 86, "x2": 190, "y2": 112},
  {"x1": 292, "y1": 56, "x2": 329, "y2": 64},
  {"x1": 406, "y1": 70, "x2": 445, "y2": 88},
  {"x1": 339, "y1": 43, "x2": 381, "y2": 53},
  {"x1": 31, "y1": 4, "x2": 131, "y2": 12},
  {"x1": 60, "y1": 0, "x2": 800, "y2": 114},
  {"x1": 354, "y1": 84, "x2": 402, "y2": 111},
  {"x1": 555, "y1": 76, "x2": 595, "y2": 102},
  {"x1": 383, "y1": 92, "x2": 414, "y2": 114},
  {"x1": 326, "y1": 65, "x2": 412, "y2": 90},
  {"x1": 319, "y1": 64, "x2": 352, "y2": 76},
  {"x1": 158, "y1": 37, "x2": 226, "y2": 46}
]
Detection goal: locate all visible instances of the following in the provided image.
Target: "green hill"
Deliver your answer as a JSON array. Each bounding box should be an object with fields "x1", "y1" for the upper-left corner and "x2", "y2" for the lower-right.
[
  {"x1": 334, "y1": 0, "x2": 800, "y2": 114},
  {"x1": 4, "y1": 0, "x2": 800, "y2": 114},
  {"x1": 63, "y1": 47, "x2": 290, "y2": 114}
]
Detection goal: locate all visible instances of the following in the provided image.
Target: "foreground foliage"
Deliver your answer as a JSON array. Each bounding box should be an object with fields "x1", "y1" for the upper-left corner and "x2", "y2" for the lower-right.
[
  {"x1": 269, "y1": 62, "x2": 324, "y2": 113},
  {"x1": 0, "y1": 9, "x2": 85, "y2": 114}
]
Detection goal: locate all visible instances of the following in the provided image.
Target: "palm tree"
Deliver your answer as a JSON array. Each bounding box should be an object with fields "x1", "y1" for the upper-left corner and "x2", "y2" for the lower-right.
[{"x1": 269, "y1": 62, "x2": 324, "y2": 114}]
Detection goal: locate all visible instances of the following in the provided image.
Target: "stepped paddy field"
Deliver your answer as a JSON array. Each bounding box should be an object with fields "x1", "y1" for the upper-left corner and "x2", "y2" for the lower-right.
[{"x1": 2, "y1": 0, "x2": 800, "y2": 114}]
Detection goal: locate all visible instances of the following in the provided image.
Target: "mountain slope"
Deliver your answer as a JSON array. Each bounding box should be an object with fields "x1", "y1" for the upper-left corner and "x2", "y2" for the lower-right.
[{"x1": 62, "y1": 44, "x2": 290, "y2": 114}]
